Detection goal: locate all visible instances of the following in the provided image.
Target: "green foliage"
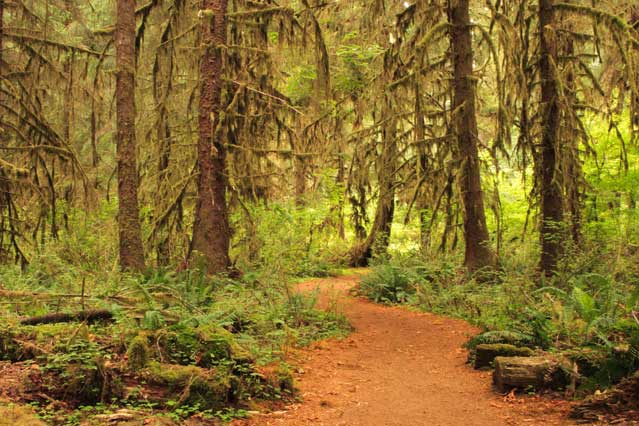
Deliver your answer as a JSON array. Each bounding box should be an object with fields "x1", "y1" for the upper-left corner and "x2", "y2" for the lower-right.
[
  {"x1": 356, "y1": 264, "x2": 418, "y2": 304},
  {"x1": 141, "y1": 311, "x2": 165, "y2": 331},
  {"x1": 0, "y1": 217, "x2": 350, "y2": 421},
  {"x1": 143, "y1": 361, "x2": 231, "y2": 411},
  {"x1": 284, "y1": 65, "x2": 317, "y2": 105},
  {"x1": 127, "y1": 335, "x2": 150, "y2": 370},
  {"x1": 40, "y1": 340, "x2": 117, "y2": 405},
  {"x1": 232, "y1": 194, "x2": 348, "y2": 279},
  {"x1": 334, "y1": 34, "x2": 384, "y2": 93}
]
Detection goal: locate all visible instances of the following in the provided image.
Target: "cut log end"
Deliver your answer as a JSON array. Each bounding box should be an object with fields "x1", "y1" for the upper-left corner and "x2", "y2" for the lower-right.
[{"x1": 493, "y1": 356, "x2": 575, "y2": 393}]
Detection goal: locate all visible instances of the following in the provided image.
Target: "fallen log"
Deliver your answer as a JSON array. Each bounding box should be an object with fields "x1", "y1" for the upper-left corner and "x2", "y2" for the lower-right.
[
  {"x1": 0, "y1": 290, "x2": 84, "y2": 299},
  {"x1": 493, "y1": 355, "x2": 575, "y2": 392},
  {"x1": 0, "y1": 289, "x2": 140, "y2": 305},
  {"x1": 20, "y1": 309, "x2": 114, "y2": 326},
  {"x1": 473, "y1": 343, "x2": 534, "y2": 369}
]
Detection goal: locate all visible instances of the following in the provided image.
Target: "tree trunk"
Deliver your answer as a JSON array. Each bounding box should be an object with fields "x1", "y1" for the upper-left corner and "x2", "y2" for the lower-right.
[
  {"x1": 294, "y1": 155, "x2": 306, "y2": 206},
  {"x1": 0, "y1": 0, "x2": 3, "y2": 55},
  {"x1": 156, "y1": 107, "x2": 172, "y2": 267},
  {"x1": 631, "y1": 6, "x2": 639, "y2": 128},
  {"x1": 349, "y1": 118, "x2": 396, "y2": 267},
  {"x1": 336, "y1": 135, "x2": 346, "y2": 240},
  {"x1": 115, "y1": 0, "x2": 145, "y2": 271},
  {"x1": 539, "y1": 0, "x2": 564, "y2": 277},
  {"x1": 565, "y1": 36, "x2": 582, "y2": 246},
  {"x1": 448, "y1": 0, "x2": 495, "y2": 272},
  {"x1": 190, "y1": 0, "x2": 231, "y2": 274},
  {"x1": 350, "y1": 182, "x2": 394, "y2": 267}
]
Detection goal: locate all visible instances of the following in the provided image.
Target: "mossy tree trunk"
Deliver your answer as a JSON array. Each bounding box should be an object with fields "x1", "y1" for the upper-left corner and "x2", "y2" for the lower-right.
[
  {"x1": 631, "y1": 5, "x2": 639, "y2": 128},
  {"x1": 538, "y1": 0, "x2": 564, "y2": 277},
  {"x1": 115, "y1": 0, "x2": 145, "y2": 271},
  {"x1": 156, "y1": 109, "x2": 172, "y2": 267},
  {"x1": 563, "y1": 22, "x2": 583, "y2": 247},
  {"x1": 350, "y1": 102, "x2": 396, "y2": 267},
  {"x1": 190, "y1": 0, "x2": 231, "y2": 274},
  {"x1": 448, "y1": 0, "x2": 496, "y2": 272}
]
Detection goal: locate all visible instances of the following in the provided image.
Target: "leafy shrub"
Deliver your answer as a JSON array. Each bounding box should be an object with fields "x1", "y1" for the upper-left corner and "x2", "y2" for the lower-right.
[{"x1": 356, "y1": 264, "x2": 420, "y2": 304}]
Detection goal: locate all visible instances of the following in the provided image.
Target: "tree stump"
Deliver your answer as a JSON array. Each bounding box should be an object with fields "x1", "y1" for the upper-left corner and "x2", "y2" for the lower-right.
[
  {"x1": 493, "y1": 356, "x2": 574, "y2": 392},
  {"x1": 474, "y1": 344, "x2": 534, "y2": 369}
]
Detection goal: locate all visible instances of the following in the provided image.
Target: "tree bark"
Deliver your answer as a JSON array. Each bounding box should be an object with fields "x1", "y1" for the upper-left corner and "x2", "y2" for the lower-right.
[
  {"x1": 631, "y1": 5, "x2": 639, "y2": 128},
  {"x1": 349, "y1": 117, "x2": 396, "y2": 267},
  {"x1": 115, "y1": 0, "x2": 146, "y2": 271},
  {"x1": 564, "y1": 33, "x2": 582, "y2": 246},
  {"x1": 448, "y1": 0, "x2": 496, "y2": 272},
  {"x1": 539, "y1": 0, "x2": 564, "y2": 277},
  {"x1": 156, "y1": 107, "x2": 172, "y2": 267},
  {"x1": 294, "y1": 155, "x2": 306, "y2": 206},
  {"x1": 190, "y1": 0, "x2": 231, "y2": 274},
  {"x1": 0, "y1": 0, "x2": 3, "y2": 53}
]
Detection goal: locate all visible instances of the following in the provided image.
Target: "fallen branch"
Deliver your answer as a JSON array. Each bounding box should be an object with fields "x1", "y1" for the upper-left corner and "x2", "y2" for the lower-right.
[
  {"x1": 0, "y1": 289, "x2": 140, "y2": 305},
  {"x1": 20, "y1": 310, "x2": 114, "y2": 326}
]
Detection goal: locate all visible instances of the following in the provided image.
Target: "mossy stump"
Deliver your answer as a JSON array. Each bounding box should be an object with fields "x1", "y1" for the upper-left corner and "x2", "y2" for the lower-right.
[
  {"x1": 127, "y1": 334, "x2": 150, "y2": 371},
  {"x1": 155, "y1": 325, "x2": 253, "y2": 368},
  {"x1": 474, "y1": 344, "x2": 534, "y2": 369},
  {"x1": 142, "y1": 362, "x2": 232, "y2": 411},
  {"x1": 257, "y1": 363, "x2": 295, "y2": 397}
]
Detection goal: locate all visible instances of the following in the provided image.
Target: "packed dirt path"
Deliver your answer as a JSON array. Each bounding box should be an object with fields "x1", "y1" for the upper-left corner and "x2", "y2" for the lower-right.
[{"x1": 235, "y1": 272, "x2": 575, "y2": 426}]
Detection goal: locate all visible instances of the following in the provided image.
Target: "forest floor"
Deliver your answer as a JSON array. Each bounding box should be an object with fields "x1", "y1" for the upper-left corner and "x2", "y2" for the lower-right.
[{"x1": 234, "y1": 272, "x2": 576, "y2": 426}]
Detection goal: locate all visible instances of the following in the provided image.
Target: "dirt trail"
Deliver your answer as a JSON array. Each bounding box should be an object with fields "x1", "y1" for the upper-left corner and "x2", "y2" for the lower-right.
[{"x1": 236, "y1": 273, "x2": 575, "y2": 426}]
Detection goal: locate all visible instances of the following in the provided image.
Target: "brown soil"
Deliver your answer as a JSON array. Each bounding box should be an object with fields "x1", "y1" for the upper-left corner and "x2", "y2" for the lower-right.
[{"x1": 235, "y1": 272, "x2": 575, "y2": 426}]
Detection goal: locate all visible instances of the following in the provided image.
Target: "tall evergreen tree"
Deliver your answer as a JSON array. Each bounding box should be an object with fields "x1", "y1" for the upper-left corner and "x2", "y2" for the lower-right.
[
  {"x1": 190, "y1": 0, "x2": 231, "y2": 274},
  {"x1": 115, "y1": 0, "x2": 145, "y2": 271},
  {"x1": 448, "y1": 0, "x2": 496, "y2": 272},
  {"x1": 538, "y1": 0, "x2": 564, "y2": 277}
]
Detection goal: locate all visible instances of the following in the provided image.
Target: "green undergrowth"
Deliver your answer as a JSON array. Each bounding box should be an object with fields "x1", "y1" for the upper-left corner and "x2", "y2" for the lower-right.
[
  {"x1": 355, "y1": 242, "x2": 639, "y2": 394},
  {"x1": 0, "y1": 259, "x2": 350, "y2": 424},
  {"x1": 231, "y1": 187, "x2": 351, "y2": 279}
]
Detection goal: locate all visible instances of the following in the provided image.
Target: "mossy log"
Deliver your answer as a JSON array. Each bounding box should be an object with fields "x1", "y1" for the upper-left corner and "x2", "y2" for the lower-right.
[
  {"x1": 493, "y1": 355, "x2": 575, "y2": 392},
  {"x1": 20, "y1": 310, "x2": 113, "y2": 326},
  {"x1": 474, "y1": 344, "x2": 534, "y2": 369}
]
